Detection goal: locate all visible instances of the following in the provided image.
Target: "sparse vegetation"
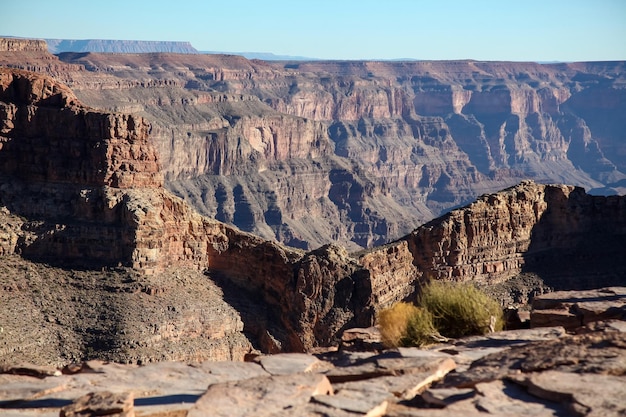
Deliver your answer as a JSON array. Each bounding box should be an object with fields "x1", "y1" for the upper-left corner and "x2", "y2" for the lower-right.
[
  {"x1": 377, "y1": 302, "x2": 420, "y2": 347},
  {"x1": 419, "y1": 280, "x2": 504, "y2": 338},
  {"x1": 377, "y1": 280, "x2": 504, "y2": 347}
]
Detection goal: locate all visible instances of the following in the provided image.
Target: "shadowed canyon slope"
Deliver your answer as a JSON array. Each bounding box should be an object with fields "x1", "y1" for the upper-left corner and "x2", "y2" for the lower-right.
[
  {"x1": 1, "y1": 38, "x2": 625, "y2": 250},
  {"x1": 1, "y1": 66, "x2": 625, "y2": 365}
]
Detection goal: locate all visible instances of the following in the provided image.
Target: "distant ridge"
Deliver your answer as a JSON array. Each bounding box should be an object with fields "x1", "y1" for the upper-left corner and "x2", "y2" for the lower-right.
[
  {"x1": 45, "y1": 39, "x2": 199, "y2": 54},
  {"x1": 201, "y1": 51, "x2": 319, "y2": 61}
]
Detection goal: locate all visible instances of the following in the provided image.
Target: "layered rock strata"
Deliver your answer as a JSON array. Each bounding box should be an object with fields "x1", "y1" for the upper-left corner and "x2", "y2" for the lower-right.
[
  {"x1": 1, "y1": 67, "x2": 625, "y2": 365},
  {"x1": 3, "y1": 38, "x2": 624, "y2": 250},
  {"x1": 0, "y1": 68, "x2": 375, "y2": 357},
  {"x1": 406, "y1": 181, "x2": 626, "y2": 285}
]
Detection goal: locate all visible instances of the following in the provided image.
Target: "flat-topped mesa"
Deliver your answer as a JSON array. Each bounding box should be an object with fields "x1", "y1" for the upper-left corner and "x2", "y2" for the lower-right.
[{"x1": 0, "y1": 38, "x2": 48, "y2": 52}]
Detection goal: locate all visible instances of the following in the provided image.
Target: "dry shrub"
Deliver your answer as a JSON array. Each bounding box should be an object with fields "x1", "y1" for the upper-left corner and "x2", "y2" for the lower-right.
[
  {"x1": 377, "y1": 302, "x2": 420, "y2": 347},
  {"x1": 401, "y1": 307, "x2": 437, "y2": 347},
  {"x1": 377, "y1": 302, "x2": 437, "y2": 348},
  {"x1": 376, "y1": 280, "x2": 504, "y2": 347},
  {"x1": 419, "y1": 280, "x2": 504, "y2": 338}
]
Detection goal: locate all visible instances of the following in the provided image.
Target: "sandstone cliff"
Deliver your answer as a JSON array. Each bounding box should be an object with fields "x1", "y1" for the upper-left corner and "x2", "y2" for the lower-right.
[{"x1": 3, "y1": 38, "x2": 623, "y2": 250}]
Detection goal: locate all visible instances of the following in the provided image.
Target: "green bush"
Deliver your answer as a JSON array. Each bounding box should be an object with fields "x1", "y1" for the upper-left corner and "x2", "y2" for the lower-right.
[
  {"x1": 401, "y1": 307, "x2": 438, "y2": 347},
  {"x1": 418, "y1": 280, "x2": 503, "y2": 338},
  {"x1": 376, "y1": 280, "x2": 504, "y2": 347}
]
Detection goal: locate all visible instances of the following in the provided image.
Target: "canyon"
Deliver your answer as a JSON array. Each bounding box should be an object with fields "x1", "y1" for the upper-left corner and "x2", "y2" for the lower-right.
[
  {"x1": 1, "y1": 37, "x2": 625, "y2": 417},
  {"x1": 2, "y1": 38, "x2": 625, "y2": 251},
  {"x1": 0, "y1": 44, "x2": 625, "y2": 365}
]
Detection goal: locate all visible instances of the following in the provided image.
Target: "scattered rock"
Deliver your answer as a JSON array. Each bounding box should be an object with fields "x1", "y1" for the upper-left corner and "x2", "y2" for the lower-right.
[
  {"x1": 340, "y1": 327, "x2": 384, "y2": 352},
  {"x1": 60, "y1": 391, "x2": 134, "y2": 417}
]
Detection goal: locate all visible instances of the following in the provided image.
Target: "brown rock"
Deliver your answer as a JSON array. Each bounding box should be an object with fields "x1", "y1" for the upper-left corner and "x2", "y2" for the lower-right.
[
  {"x1": 340, "y1": 327, "x2": 384, "y2": 352},
  {"x1": 60, "y1": 391, "x2": 134, "y2": 417},
  {"x1": 531, "y1": 287, "x2": 626, "y2": 330},
  {"x1": 187, "y1": 373, "x2": 333, "y2": 417},
  {"x1": 523, "y1": 371, "x2": 626, "y2": 416},
  {"x1": 0, "y1": 363, "x2": 61, "y2": 378}
]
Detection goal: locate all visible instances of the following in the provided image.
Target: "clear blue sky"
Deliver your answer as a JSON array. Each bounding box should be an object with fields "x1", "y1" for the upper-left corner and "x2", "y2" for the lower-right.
[{"x1": 3, "y1": 0, "x2": 625, "y2": 61}]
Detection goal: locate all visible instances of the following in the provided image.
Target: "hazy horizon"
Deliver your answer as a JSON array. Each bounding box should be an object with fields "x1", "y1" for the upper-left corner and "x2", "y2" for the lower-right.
[{"x1": 4, "y1": 0, "x2": 626, "y2": 62}]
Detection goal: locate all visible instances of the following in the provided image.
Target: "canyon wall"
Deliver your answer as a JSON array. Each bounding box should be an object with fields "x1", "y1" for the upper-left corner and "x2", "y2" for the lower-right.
[
  {"x1": 0, "y1": 68, "x2": 377, "y2": 357},
  {"x1": 3, "y1": 38, "x2": 624, "y2": 250},
  {"x1": 1, "y1": 41, "x2": 625, "y2": 364}
]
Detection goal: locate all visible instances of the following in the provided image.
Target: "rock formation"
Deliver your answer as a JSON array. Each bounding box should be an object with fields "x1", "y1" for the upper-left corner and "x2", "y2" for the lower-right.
[
  {"x1": 0, "y1": 68, "x2": 376, "y2": 359},
  {"x1": 45, "y1": 38, "x2": 199, "y2": 54},
  {"x1": 2, "y1": 37, "x2": 624, "y2": 250},
  {"x1": 1, "y1": 41, "x2": 626, "y2": 366}
]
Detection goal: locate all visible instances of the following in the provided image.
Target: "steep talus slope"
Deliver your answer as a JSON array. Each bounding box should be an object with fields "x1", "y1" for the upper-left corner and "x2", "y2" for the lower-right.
[{"x1": 3, "y1": 39, "x2": 623, "y2": 250}]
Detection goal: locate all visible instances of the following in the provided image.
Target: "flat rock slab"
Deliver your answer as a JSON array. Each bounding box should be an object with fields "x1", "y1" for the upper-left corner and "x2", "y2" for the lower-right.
[
  {"x1": 187, "y1": 373, "x2": 333, "y2": 417},
  {"x1": 444, "y1": 331, "x2": 626, "y2": 388},
  {"x1": 0, "y1": 374, "x2": 67, "y2": 404},
  {"x1": 332, "y1": 358, "x2": 457, "y2": 401},
  {"x1": 0, "y1": 360, "x2": 270, "y2": 417},
  {"x1": 429, "y1": 327, "x2": 567, "y2": 370},
  {"x1": 254, "y1": 352, "x2": 331, "y2": 375},
  {"x1": 531, "y1": 287, "x2": 626, "y2": 330},
  {"x1": 325, "y1": 351, "x2": 455, "y2": 383},
  {"x1": 313, "y1": 387, "x2": 389, "y2": 416},
  {"x1": 390, "y1": 380, "x2": 567, "y2": 416},
  {"x1": 522, "y1": 370, "x2": 626, "y2": 416},
  {"x1": 1, "y1": 322, "x2": 625, "y2": 417}
]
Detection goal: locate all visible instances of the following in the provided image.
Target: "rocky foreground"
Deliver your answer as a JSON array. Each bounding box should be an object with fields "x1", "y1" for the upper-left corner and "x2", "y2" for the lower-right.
[{"x1": 1, "y1": 288, "x2": 625, "y2": 417}]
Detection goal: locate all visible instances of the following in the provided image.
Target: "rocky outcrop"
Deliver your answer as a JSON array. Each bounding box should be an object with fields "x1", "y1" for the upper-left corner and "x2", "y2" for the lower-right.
[
  {"x1": 0, "y1": 38, "x2": 48, "y2": 52},
  {"x1": 405, "y1": 181, "x2": 626, "y2": 286}
]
